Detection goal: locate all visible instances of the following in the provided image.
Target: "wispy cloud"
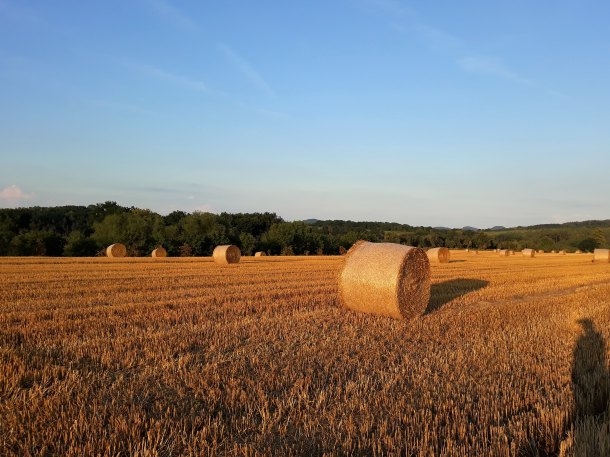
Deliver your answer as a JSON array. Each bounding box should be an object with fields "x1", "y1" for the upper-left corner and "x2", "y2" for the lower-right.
[
  {"x1": 142, "y1": 0, "x2": 198, "y2": 32},
  {"x1": 218, "y1": 44, "x2": 276, "y2": 97},
  {"x1": 129, "y1": 62, "x2": 208, "y2": 92},
  {"x1": 362, "y1": 1, "x2": 534, "y2": 88},
  {"x1": 413, "y1": 23, "x2": 461, "y2": 51},
  {"x1": 0, "y1": 185, "x2": 35, "y2": 207},
  {"x1": 458, "y1": 56, "x2": 532, "y2": 85}
]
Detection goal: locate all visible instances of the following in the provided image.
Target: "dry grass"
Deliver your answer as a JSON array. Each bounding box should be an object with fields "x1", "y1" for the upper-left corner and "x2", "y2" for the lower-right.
[{"x1": 1, "y1": 251, "x2": 609, "y2": 456}]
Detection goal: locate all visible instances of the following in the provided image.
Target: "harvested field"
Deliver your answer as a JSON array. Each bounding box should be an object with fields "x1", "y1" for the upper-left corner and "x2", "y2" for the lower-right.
[{"x1": 1, "y1": 251, "x2": 609, "y2": 456}]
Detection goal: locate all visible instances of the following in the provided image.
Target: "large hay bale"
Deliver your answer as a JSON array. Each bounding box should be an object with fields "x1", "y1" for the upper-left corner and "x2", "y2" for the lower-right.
[
  {"x1": 106, "y1": 243, "x2": 127, "y2": 258},
  {"x1": 213, "y1": 245, "x2": 241, "y2": 265},
  {"x1": 498, "y1": 249, "x2": 510, "y2": 256},
  {"x1": 593, "y1": 249, "x2": 610, "y2": 262},
  {"x1": 254, "y1": 251, "x2": 266, "y2": 257},
  {"x1": 522, "y1": 249, "x2": 535, "y2": 258},
  {"x1": 426, "y1": 247, "x2": 450, "y2": 263},
  {"x1": 559, "y1": 250, "x2": 566, "y2": 255},
  {"x1": 339, "y1": 241, "x2": 430, "y2": 320},
  {"x1": 151, "y1": 247, "x2": 167, "y2": 258}
]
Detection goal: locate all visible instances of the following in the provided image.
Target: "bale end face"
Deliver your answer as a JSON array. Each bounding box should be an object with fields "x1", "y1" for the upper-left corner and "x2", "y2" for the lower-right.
[
  {"x1": 254, "y1": 251, "x2": 266, "y2": 257},
  {"x1": 339, "y1": 241, "x2": 431, "y2": 320},
  {"x1": 593, "y1": 249, "x2": 610, "y2": 262},
  {"x1": 522, "y1": 249, "x2": 535, "y2": 258},
  {"x1": 213, "y1": 245, "x2": 241, "y2": 264},
  {"x1": 106, "y1": 243, "x2": 127, "y2": 258},
  {"x1": 426, "y1": 247, "x2": 450, "y2": 263},
  {"x1": 151, "y1": 247, "x2": 167, "y2": 258}
]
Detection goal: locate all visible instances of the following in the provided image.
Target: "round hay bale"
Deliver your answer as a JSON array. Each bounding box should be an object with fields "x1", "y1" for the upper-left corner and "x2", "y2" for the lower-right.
[
  {"x1": 254, "y1": 251, "x2": 266, "y2": 257},
  {"x1": 426, "y1": 247, "x2": 450, "y2": 263},
  {"x1": 575, "y1": 250, "x2": 582, "y2": 254},
  {"x1": 106, "y1": 243, "x2": 127, "y2": 258},
  {"x1": 151, "y1": 247, "x2": 167, "y2": 258},
  {"x1": 537, "y1": 250, "x2": 544, "y2": 254},
  {"x1": 522, "y1": 249, "x2": 535, "y2": 257},
  {"x1": 339, "y1": 241, "x2": 430, "y2": 320},
  {"x1": 593, "y1": 249, "x2": 610, "y2": 262},
  {"x1": 498, "y1": 249, "x2": 510, "y2": 256},
  {"x1": 559, "y1": 250, "x2": 566, "y2": 255},
  {"x1": 551, "y1": 250, "x2": 557, "y2": 253},
  {"x1": 213, "y1": 245, "x2": 241, "y2": 265}
]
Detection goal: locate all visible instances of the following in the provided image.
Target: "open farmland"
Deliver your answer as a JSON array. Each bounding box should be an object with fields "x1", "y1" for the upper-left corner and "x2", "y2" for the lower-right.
[{"x1": 1, "y1": 252, "x2": 609, "y2": 456}]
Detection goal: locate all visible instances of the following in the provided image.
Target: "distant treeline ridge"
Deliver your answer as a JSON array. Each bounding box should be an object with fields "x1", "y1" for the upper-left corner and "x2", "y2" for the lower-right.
[{"x1": 0, "y1": 202, "x2": 608, "y2": 256}]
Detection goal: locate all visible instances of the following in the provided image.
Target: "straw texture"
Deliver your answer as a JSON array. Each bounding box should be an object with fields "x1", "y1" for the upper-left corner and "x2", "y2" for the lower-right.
[
  {"x1": 254, "y1": 252, "x2": 266, "y2": 257},
  {"x1": 106, "y1": 243, "x2": 127, "y2": 258},
  {"x1": 594, "y1": 249, "x2": 610, "y2": 262},
  {"x1": 213, "y1": 245, "x2": 241, "y2": 265},
  {"x1": 151, "y1": 247, "x2": 167, "y2": 258},
  {"x1": 339, "y1": 241, "x2": 430, "y2": 320},
  {"x1": 522, "y1": 249, "x2": 535, "y2": 258},
  {"x1": 426, "y1": 247, "x2": 450, "y2": 263}
]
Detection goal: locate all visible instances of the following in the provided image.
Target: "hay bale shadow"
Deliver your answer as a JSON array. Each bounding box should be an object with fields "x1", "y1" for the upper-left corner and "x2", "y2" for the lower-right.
[{"x1": 426, "y1": 278, "x2": 488, "y2": 314}]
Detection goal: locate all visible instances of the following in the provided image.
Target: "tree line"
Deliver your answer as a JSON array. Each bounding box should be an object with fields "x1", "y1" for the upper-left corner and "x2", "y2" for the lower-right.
[{"x1": 0, "y1": 202, "x2": 608, "y2": 256}]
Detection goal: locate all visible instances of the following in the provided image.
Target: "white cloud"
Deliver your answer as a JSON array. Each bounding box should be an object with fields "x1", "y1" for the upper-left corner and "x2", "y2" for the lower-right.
[
  {"x1": 0, "y1": 185, "x2": 35, "y2": 207},
  {"x1": 142, "y1": 0, "x2": 198, "y2": 32},
  {"x1": 129, "y1": 62, "x2": 209, "y2": 92},
  {"x1": 219, "y1": 44, "x2": 276, "y2": 97},
  {"x1": 458, "y1": 56, "x2": 533, "y2": 85}
]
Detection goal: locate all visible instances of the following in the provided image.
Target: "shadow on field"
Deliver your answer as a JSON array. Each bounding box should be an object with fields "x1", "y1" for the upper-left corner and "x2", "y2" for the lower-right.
[
  {"x1": 426, "y1": 278, "x2": 488, "y2": 314},
  {"x1": 572, "y1": 318, "x2": 609, "y2": 417}
]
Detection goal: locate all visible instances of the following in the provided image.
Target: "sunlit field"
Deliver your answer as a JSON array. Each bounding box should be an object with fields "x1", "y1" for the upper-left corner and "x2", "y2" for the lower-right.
[{"x1": 1, "y1": 252, "x2": 609, "y2": 456}]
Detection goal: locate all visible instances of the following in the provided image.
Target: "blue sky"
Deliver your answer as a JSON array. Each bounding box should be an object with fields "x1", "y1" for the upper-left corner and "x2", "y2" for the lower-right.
[{"x1": 1, "y1": 0, "x2": 609, "y2": 228}]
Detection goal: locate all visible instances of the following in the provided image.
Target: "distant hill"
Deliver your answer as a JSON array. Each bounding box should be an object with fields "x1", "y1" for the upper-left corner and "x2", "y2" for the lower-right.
[
  {"x1": 462, "y1": 226, "x2": 479, "y2": 231},
  {"x1": 302, "y1": 219, "x2": 319, "y2": 225},
  {"x1": 488, "y1": 226, "x2": 506, "y2": 231}
]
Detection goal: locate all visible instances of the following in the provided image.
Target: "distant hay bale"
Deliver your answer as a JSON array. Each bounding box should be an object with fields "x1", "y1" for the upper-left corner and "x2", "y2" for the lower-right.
[
  {"x1": 593, "y1": 249, "x2": 610, "y2": 262},
  {"x1": 106, "y1": 243, "x2": 127, "y2": 258},
  {"x1": 213, "y1": 245, "x2": 241, "y2": 265},
  {"x1": 151, "y1": 247, "x2": 167, "y2": 258},
  {"x1": 426, "y1": 247, "x2": 450, "y2": 263},
  {"x1": 339, "y1": 241, "x2": 430, "y2": 320},
  {"x1": 537, "y1": 250, "x2": 544, "y2": 254},
  {"x1": 254, "y1": 251, "x2": 266, "y2": 257},
  {"x1": 522, "y1": 249, "x2": 535, "y2": 257},
  {"x1": 575, "y1": 250, "x2": 582, "y2": 254},
  {"x1": 559, "y1": 250, "x2": 566, "y2": 255},
  {"x1": 498, "y1": 249, "x2": 510, "y2": 256},
  {"x1": 551, "y1": 250, "x2": 557, "y2": 253}
]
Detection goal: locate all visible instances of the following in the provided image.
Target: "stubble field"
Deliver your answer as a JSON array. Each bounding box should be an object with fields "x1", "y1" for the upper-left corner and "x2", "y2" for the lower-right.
[{"x1": 1, "y1": 252, "x2": 609, "y2": 456}]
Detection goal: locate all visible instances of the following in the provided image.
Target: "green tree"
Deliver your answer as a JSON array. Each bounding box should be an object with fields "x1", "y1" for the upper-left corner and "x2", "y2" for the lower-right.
[
  {"x1": 592, "y1": 228, "x2": 607, "y2": 248},
  {"x1": 64, "y1": 231, "x2": 98, "y2": 256},
  {"x1": 239, "y1": 232, "x2": 256, "y2": 256}
]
